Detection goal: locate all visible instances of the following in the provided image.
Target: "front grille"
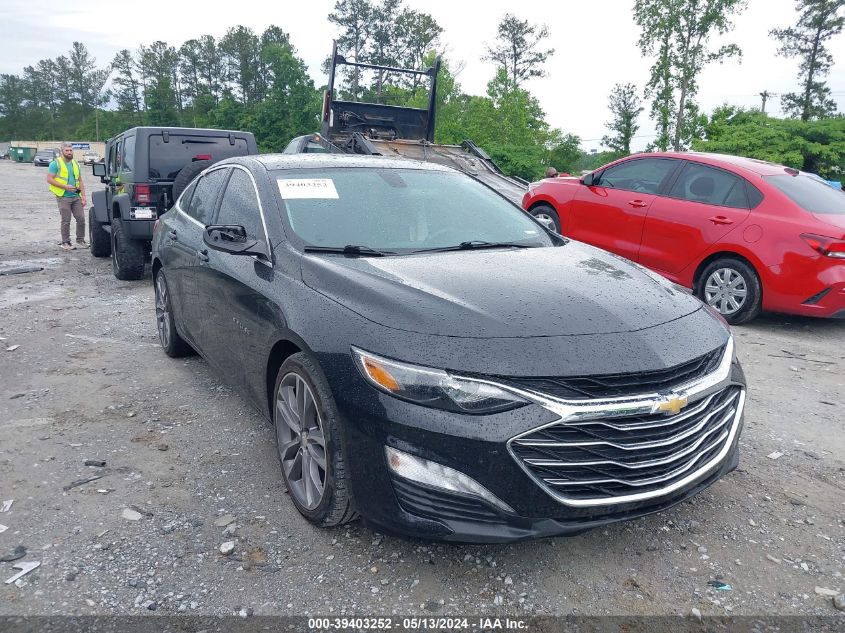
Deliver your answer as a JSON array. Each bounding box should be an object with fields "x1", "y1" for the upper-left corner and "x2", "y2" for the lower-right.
[
  {"x1": 510, "y1": 386, "x2": 742, "y2": 503},
  {"x1": 503, "y1": 346, "x2": 724, "y2": 400},
  {"x1": 392, "y1": 477, "x2": 508, "y2": 525}
]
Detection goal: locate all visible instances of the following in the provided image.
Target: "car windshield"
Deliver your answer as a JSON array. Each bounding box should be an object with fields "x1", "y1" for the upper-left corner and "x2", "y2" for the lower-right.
[
  {"x1": 273, "y1": 167, "x2": 554, "y2": 252},
  {"x1": 765, "y1": 174, "x2": 845, "y2": 214}
]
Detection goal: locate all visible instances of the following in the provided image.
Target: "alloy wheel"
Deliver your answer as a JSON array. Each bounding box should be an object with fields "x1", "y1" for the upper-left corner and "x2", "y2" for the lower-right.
[
  {"x1": 275, "y1": 373, "x2": 328, "y2": 510},
  {"x1": 154, "y1": 274, "x2": 171, "y2": 349},
  {"x1": 704, "y1": 267, "x2": 747, "y2": 316}
]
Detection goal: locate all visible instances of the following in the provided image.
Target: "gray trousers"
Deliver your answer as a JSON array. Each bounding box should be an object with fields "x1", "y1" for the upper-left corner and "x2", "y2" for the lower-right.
[{"x1": 57, "y1": 196, "x2": 85, "y2": 243}]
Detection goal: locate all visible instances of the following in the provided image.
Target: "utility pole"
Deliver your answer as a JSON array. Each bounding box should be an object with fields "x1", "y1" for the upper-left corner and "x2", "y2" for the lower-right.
[{"x1": 759, "y1": 90, "x2": 773, "y2": 114}]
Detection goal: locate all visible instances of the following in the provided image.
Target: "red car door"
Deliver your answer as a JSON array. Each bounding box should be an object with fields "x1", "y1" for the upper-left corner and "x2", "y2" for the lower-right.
[
  {"x1": 639, "y1": 161, "x2": 752, "y2": 275},
  {"x1": 568, "y1": 157, "x2": 680, "y2": 261}
]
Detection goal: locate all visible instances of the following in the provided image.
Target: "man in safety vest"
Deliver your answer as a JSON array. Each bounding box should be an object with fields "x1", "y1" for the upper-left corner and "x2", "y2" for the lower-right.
[{"x1": 46, "y1": 142, "x2": 87, "y2": 250}]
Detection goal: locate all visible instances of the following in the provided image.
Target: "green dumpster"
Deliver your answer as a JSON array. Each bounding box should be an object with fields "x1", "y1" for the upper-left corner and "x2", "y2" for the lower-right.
[{"x1": 10, "y1": 147, "x2": 37, "y2": 163}]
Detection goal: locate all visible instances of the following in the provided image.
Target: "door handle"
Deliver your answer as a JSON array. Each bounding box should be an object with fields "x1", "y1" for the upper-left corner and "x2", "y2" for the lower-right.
[
  {"x1": 197, "y1": 249, "x2": 209, "y2": 263},
  {"x1": 167, "y1": 229, "x2": 178, "y2": 241},
  {"x1": 628, "y1": 200, "x2": 648, "y2": 208},
  {"x1": 708, "y1": 216, "x2": 734, "y2": 226}
]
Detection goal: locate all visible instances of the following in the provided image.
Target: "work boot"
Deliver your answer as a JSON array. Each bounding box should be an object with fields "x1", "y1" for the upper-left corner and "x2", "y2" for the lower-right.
[{"x1": 60, "y1": 242, "x2": 74, "y2": 251}]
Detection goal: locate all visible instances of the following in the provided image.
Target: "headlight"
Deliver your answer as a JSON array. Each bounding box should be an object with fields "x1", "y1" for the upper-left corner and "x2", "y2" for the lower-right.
[{"x1": 351, "y1": 347, "x2": 527, "y2": 414}]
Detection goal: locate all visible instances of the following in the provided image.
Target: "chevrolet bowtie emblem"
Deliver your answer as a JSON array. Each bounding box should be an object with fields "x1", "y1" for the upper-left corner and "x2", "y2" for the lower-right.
[{"x1": 657, "y1": 394, "x2": 689, "y2": 415}]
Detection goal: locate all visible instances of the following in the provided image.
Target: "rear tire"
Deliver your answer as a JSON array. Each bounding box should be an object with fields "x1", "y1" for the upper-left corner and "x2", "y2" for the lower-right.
[
  {"x1": 171, "y1": 159, "x2": 214, "y2": 203},
  {"x1": 89, "y1": 207, "x2": 111, "y2": 258},
  {"x1": 154, "y1": 269, "x2": 193, "y2": 357},
  {"x1": 696, "y1": 257, "x2": 762, "y2": 325},
  {"x1": 111, "y1": 219, "x2": 146, "y2": 281},
  {"x1": 529, "y1": 203, "x2": 561, "y2": 233},
  {"x1": 273, "y1": 352, "x2": 357, "y2": 528}
]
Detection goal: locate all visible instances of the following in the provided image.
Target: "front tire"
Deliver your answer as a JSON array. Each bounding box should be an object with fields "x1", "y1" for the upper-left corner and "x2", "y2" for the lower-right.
[
  {"x1": 111, "y1": 219, "x2": 146, "y2": 280},
  {"x1": 529, "y1": 203, "x2": 561, "y2": 233},
  {"x1": 154, "y1": 270, "x2": 193, "y2": 357},
  {"x1": 697, "y1": 257, "x2": 762, "y2": 325},
  {"x1": 273, "y1": 353, "x2": 356, "y2": 527},
  {"x1": 89, "y1": 208, "x2": 111, "y2": 258}
]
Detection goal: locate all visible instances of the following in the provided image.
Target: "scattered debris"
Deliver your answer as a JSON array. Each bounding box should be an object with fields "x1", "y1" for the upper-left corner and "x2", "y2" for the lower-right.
[
  {"x1": 214, "y1": 514, "x2": 236, "y2": 528},
  {"x1": 127, "y1": 411, "x2": 137, "y2": 418},
  {"x1": 5, "y1": 345, "x2": 20, "y2": 352},
  {"x1": 220, "y1": 541, "x2": 236, "y2": 556},
  {"x1": 63, "y1": 475, "x2": 104, "y2": 491},
  {"x1": 0, "y1": 266, "x2": 44, "y2": 276},
  {"x1": 765, "y1": 554, "x2": 782, "y2": 564},
  {"x1": 815, "y1": 587, "x2": 840, "y2": 597},
  {"x1": 834, "y1": 595, "x2": 845, "y2": 612},
  {"x1": 767, "y1": 451, "x2": 784, "y2": 460},
  {"x1": 0, "y1": 524, "x2": 7, "y2": 534},
  {"x1": 157, "y1": 443, "x2": 169, "y2": 451},
  {"x1": 122, "y1": 508, "x2": 143, "y2": 522},
  {"x1": 0, "y1": 546, "x2": 27, "y2": 562},
  {"x1": 1, "y1": 500, "x2": 13, "y2": 513},
  {"x1": 4, "y1": 561, "x2": 40, "y2": 584},
  {"x1": 707, "y1": 580, "x2": 732, "y2": 591},
  {"x1": 84, "y1": 459, "x2": 106, "y2": 467},
  {"x1": 690, "y1": 607, "x2": 702, "y2": 621},
  {"x1": 748, "y1": 518, "x2": 757, "y2": 527},
  {"x1": 801, "y1": 562, "x2": 810, "y2": 572}
]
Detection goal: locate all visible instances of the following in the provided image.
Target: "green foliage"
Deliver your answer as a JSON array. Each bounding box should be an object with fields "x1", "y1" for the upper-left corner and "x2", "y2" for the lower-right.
[
  {"x1": 634, "y1": 0, "x2": 745, "y2": 151},
  {"x1": 602, "y1": 83, "x2": 643, "y2": 154},
  {"x1": 483, "y1": 14, "x2": 555, "y2": 90},
  {"x1": 693, "y1": 107, "x2": 845, "y2": 178},
  {"x1": 770, "y1": 0, "x2": 844, "y2": 120}
]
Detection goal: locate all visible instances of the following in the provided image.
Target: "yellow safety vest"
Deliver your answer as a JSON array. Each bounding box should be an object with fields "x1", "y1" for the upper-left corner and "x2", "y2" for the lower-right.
[{"x1": 49, "y1": 159, "x2": 81, "y2": 197}]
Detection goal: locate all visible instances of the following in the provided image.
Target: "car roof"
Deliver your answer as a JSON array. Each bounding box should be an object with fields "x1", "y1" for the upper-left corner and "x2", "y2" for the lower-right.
[
  {"x1": 640, "y1": 151, "x2": 792, "y2": 176},
  {"x1": 236, "y1": 153, "x2": 455, "y2": 173}
]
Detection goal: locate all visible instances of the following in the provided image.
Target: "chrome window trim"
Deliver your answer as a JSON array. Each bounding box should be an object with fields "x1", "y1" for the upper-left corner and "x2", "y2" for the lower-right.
[{"x1": 494, "y1": 338, "x2": 745, "y2": 508}]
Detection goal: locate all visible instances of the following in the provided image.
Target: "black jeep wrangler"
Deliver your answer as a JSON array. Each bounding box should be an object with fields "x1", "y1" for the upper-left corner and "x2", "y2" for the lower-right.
[{"x1": 90, "y1": 127, "x2": 259, "y2": 280}]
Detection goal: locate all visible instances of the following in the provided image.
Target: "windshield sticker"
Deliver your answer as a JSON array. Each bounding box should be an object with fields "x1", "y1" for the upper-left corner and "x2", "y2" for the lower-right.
[{"x1": 278, "y1": 178, "x2": 339, "y2": 199}]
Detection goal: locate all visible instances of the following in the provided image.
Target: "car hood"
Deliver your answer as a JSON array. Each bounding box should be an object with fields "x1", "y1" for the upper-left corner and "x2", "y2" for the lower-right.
[{"x1": 301, "y1": 242, "x2": 704, "y2": 338}]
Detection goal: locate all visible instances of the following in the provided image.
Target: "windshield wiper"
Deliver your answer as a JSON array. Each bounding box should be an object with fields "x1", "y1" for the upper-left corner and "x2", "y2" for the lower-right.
[
  {"x1": 303, "y1": 244, "x2": 395, "y2": 257},
  {"x1": 413, "y1": 240, "x2": 535, "y2": 253}
]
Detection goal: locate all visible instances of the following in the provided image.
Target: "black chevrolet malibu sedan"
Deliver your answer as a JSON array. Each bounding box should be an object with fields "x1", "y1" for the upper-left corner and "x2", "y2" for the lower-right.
[{"x1": 151, "y1": 154, "x2": 746, "y2": 543}]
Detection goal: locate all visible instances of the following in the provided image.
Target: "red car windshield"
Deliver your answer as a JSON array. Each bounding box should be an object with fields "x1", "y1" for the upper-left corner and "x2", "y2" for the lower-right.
[{"x1": 765, "y1": 175, "x2": 845, "y2": 215}]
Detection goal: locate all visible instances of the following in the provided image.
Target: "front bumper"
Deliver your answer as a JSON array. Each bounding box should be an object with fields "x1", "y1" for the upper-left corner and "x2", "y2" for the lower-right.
[
  {"x1": 334, "y1": 351, "x2": 746, "y2": 543},
  {"x1": 122, "y1": 217, "x2": 156, "y2": 240}
]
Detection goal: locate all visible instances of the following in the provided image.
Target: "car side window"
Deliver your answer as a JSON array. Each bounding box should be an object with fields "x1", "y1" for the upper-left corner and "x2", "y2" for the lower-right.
[
  {"x1": 597, "y1": 159, "x2": 677, "y2": 194},
  {"x1": 668, "y1": 162, "x2": 747, "y2": 208},
  {"x1": 184, "y1": 169, "x2": 229, "y2": 225},
  {"x1": 215, "y1": 169, "x2": 266, "y2": 241},
  {"x1": 108, "y1": 143, "x2": 118, "y2": 176},
  {"x1": 179, "y1": 180, "x2": 199, "y2": 212},
  {"x1": 122, "y1": 136, "x2": 135, "y2": 173}
]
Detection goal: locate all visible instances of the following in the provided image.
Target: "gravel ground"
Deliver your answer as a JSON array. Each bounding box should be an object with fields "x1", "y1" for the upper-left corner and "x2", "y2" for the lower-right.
[{"x1": 0, "y1": 160, "x2": 843, "y2": 618}]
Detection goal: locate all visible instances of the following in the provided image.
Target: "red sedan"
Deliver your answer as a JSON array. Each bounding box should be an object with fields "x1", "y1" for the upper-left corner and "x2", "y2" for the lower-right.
[{"x1": 523, "y1": 152, "x2": 845, "y2": 324}]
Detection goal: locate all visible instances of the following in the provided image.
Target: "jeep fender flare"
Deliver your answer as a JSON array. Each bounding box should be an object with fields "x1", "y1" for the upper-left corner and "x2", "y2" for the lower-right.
[
  {"x1": 110, "y1": 193, "x2": 132, "y2": 221},
  {"x1": 91, "y1": 190, "x2": 109, "y2": 224}
]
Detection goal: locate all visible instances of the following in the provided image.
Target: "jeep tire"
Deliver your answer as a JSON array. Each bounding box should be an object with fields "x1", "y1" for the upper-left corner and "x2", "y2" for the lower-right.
[
  {"x1": 111, "y1": 219, "x2": 146, "y2": 280},
  {"x1": 171, "y1": 159, "x2": 214, "y2": 202}
]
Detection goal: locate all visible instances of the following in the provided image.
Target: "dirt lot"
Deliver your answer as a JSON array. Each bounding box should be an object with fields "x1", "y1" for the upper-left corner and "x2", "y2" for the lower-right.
[{"x1": 0, "y1": 160, "x2": 843, "y2": 618}]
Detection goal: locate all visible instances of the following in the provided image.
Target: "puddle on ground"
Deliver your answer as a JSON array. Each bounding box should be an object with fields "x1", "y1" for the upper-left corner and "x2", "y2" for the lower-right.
[{"x1": 0, "y1": 284, "x2": 65, "y2": 309}]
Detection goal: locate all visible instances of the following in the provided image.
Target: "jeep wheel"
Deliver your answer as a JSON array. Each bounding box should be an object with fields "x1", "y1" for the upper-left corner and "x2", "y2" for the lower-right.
[
  {"x1": 89, "y1": 207, "x2": 111, "y2": 258},
  {"x1": 111, "y1": 219, "x2": 146, "y2": 280},
  {"x1": 171, "y1": 160, "x2": 214, "y2": 203}
]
